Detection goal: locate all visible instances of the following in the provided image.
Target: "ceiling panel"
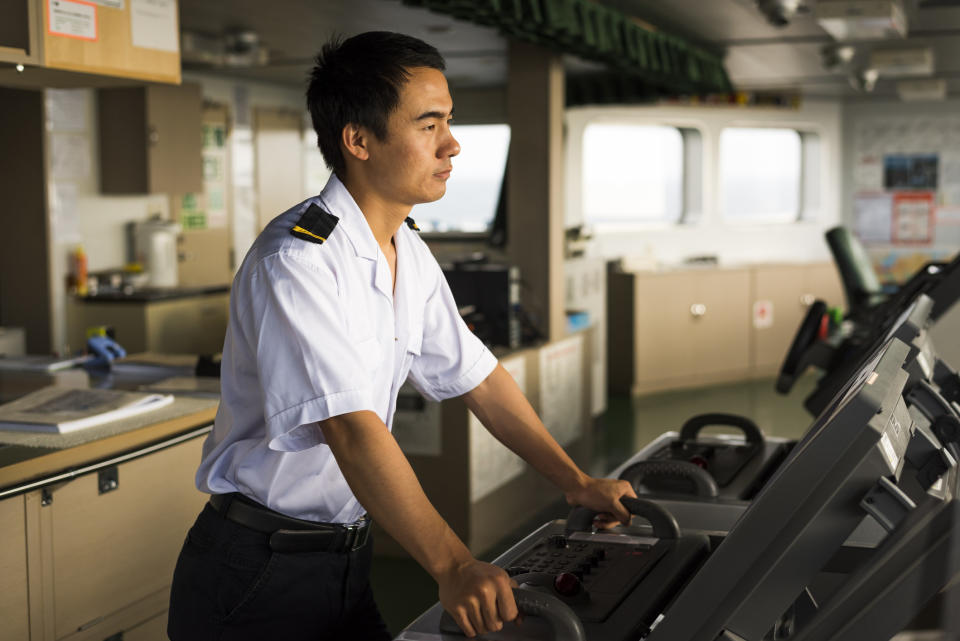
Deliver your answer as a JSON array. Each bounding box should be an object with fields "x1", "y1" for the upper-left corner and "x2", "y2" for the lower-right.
[{"x1": 177, "y1": 0, "x2": 960, "y2": 100}]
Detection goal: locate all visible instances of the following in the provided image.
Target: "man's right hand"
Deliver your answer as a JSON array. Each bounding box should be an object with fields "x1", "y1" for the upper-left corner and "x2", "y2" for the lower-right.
[{"x1": 438, "y1": 559, "x2": 519, "y2": 638}]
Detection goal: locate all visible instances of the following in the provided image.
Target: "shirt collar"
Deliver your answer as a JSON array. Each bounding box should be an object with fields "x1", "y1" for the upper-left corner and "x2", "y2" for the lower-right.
[{"x1": 318, "y1": 173, "x2": 379, "y2": 261}]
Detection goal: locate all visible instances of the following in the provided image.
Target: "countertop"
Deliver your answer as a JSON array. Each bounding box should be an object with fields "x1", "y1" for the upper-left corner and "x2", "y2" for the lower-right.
[
  {"x1": 78, "y1": 285, "x2": 229, "y2": 303},
  {"x1": 0, "y1": 364, "x2": 219, "y2": 496}
]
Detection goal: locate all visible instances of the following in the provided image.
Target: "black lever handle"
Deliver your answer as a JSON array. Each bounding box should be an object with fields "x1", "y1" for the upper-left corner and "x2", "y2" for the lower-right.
[
  {"x1": 777, "y1": 300, "x2": 828, "y2": 393},
  {"x1": 679, "y1": 412, "x2": 763, "y2": 445},
  {"x1": 618, "y1": 460, "x2": 719, "y2": 498},
  {"x1": 566, "y1": 496, "x2": 680, "y2": 539},
  {"x1": 439, "y1": 585, "x2": 586, "y2": 640}
]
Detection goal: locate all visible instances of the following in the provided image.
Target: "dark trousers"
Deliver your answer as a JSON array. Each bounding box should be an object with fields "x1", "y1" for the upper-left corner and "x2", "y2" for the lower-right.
[{"x1": 167, "y1": 502, "x2": 392, "y2": 641}]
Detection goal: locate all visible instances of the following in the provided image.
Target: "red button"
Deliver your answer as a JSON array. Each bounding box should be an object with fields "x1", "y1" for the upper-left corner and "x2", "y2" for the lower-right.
[{"x1": 554, "y1": 572, "x2": 582, "y2": 597}]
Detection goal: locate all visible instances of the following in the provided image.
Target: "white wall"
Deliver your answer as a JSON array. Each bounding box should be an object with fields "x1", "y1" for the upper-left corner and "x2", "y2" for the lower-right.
[
  {"x1": 44, "y1": 74, "x2": 316, "y2": 352},
  {"x1": 565, "y1": 100, "x2": 844, "y2": 267}
]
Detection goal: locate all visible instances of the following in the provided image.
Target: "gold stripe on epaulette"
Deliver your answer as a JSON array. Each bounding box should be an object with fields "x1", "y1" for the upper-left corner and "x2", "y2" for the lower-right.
[{"x1": 292, "y1": 226, "x2": 326, "y2": 242}]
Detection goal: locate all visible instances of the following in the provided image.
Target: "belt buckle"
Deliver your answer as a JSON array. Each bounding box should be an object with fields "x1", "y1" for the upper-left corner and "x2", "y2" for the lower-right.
[{"x1": 345, "y1": 521, "x2": 369, "y2": 552}]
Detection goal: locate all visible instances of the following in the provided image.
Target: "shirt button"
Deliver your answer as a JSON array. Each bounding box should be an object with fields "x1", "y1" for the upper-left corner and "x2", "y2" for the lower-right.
[{"x1": 394, "y1": 337, "x2": 398, "y2": 341}]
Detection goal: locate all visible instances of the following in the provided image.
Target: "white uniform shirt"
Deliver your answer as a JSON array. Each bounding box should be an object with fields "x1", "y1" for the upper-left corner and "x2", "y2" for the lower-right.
[{"x1": 196, "y1": 174, "x2": 498, "y2": 523}]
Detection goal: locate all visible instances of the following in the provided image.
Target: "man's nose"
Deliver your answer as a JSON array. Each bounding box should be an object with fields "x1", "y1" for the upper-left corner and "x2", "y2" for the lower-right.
[{"x1": 441, "y1": 132, "x2": 460, "y2": 158}]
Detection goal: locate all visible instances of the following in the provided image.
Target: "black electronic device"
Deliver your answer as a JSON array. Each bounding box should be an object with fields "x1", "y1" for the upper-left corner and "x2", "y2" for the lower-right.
[
  {"x1": 442, "y1": 261, "x2": 521, "y2": 348},
  {"x1": 398, "y1": 498, "x2": 710, "y2": 641},
  {"x1": 779, "y1": 248, "x2": 960, "y2": 401},
  {"x1": 644, "y1": 337, "x2": 951, "y2": 641},
  {"x1": 398, "y1": 337, "x2": 958, "y2": 641},
  {"x1": 617, "y1": 413, "x2": 792, "y2": 502}
]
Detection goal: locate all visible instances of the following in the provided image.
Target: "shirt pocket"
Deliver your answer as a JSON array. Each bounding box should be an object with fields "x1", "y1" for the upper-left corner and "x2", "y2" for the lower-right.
[{"x1": 354, "y1": 336, "x2": 383, "y2": 372}]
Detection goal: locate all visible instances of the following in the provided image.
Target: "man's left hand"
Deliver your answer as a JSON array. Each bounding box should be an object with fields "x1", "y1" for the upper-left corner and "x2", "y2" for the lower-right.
[{"x1": 564, "y1": 477, "x2": 637, "y2": 528}]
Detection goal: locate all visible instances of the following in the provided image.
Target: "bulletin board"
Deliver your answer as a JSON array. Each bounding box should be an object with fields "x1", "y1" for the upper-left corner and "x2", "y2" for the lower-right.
[{"x1": 851, "y1": 115, "x2": 960, "y2": 279}]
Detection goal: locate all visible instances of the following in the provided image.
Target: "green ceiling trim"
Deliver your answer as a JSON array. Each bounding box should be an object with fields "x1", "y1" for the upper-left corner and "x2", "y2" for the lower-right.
[{"x1": 399, "y1": 0, "x2": 732, "y2": 95}]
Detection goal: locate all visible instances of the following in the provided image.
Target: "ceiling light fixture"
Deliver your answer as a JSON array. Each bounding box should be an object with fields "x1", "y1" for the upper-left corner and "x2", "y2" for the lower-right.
[{"x1": 816, "y1": 0, "x2": 907, "y2": 40}]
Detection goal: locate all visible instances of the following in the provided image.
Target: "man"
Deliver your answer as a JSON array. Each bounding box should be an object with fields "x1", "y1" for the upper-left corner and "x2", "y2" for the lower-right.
[{"x1": 168, "y1": 31, "x2": 635, "y2": 640}]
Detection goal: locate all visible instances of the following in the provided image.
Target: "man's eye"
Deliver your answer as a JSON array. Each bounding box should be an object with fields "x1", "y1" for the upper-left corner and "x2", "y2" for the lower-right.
[{"x1": 424, "y1": 124, "x2": 435, "y2": 131}]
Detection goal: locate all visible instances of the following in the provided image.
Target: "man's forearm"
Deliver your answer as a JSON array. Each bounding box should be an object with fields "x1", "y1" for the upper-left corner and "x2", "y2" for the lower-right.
[
  {"x1": 318, "y1": 411, "x2": 471, "y2": 580},
  {"x1": 463, "y1": 365, "x2": 589, "y2": 500}
]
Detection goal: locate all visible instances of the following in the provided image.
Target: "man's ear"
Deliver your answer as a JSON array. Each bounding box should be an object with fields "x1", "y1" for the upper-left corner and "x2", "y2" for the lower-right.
[{"x1": 341, "y1": 123, "x2": 370, "y2": 161}]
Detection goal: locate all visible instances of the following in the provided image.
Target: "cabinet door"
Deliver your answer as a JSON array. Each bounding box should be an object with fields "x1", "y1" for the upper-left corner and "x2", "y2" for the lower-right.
[
  {"x1": 693, "y1": 269, "x2": 751, "y2": 377},
  {"x1": 99, "y1": 83, "x2": 202, "y2": 195},
  {"x1": 49, "y1": 437, "x2": 206, "y2": 638},
  {"x1": 634, "y1": 271, "x2": 699, "y2": 385},
  {"x1": 147, "y1": 83, "x2": 203, "y2": 195},
  {"x1": 146, "y1": 294, "x2": 229, "y2": 354},
  {"x1": 0, "y1": 495, "x2": 29, "y2": 641},
  {"x1": 803, "y1": 263, "x2": 845, "y2": 310},
  {"x1": 752, "y1": 265, "x2": 807, "y2": 373}
]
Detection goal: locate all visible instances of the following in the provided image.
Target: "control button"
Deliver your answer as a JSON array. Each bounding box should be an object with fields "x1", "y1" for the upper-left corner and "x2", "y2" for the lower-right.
[
  {"x1": 553, "y1": 572, "x2": 582, "y2": 597},
  {"x1": 506, "y1": 566, "x2": 530, "y2": 577},
  {"x1": 548, "y1": 535, "x2": 568, "y2": 549}
]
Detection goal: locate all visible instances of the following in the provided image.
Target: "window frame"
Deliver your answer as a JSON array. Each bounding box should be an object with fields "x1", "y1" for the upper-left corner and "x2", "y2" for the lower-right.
[
  {"x1": 717, "y1": 125, "x2": 822, "y2": 225},
  {"x1": 577, "y1": 118, "x2": 704, "y2": 230}
]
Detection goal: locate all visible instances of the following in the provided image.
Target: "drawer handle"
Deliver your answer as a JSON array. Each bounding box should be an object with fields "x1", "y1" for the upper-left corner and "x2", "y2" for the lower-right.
[
  {"x1": 799, "y1": 293, "x2": 815, "y2": 307},
  {"x1": 690, "y1": 303, "x2": 707, "y2": 318}
]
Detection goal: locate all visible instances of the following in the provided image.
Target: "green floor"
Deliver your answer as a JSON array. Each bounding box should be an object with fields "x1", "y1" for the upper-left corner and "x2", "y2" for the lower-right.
[{"x1": 370, "y1": 374, "x2": 821, "y2": 636}]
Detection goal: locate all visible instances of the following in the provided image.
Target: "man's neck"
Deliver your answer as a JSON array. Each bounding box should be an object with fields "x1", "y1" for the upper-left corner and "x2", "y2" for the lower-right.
[{"x1": 341, "y1": 175, "x2": 409, "y2": 251}]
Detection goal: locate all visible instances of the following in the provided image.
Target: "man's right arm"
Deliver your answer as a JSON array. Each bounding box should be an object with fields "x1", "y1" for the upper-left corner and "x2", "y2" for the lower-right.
[{"x1": 318, "y1": 410, "x2": 518, "y2": 638}]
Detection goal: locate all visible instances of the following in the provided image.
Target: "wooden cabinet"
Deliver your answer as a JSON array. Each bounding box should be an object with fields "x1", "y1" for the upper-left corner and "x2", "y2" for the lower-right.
[
  {"x1": 98, "y1": 83, "x2": 203, "y2": 195},
  {"x1": 0, "y1": 0, "x2": 179, "y2": 87},
  {"x1": 3, "y1": 434, "x2": 207, "y2": 641},
  {"x1": 70, "y1": 291, "x2": 229, "y2": 355},
  {"x1": 0, "y1": 87, "x2": 53, "y2": 354},
  {"x1": 751, "y1": 263, "x2": 844, "y2": 376},
  {"x1": 610, "y1": 268, "x2": 751, "y2": 394},
  {"x1": 609, "y1": 263, "x2": 843, "y2": 395},
  {"x1": 0, "y1": 495, "x2": 30, "y2": 641}
]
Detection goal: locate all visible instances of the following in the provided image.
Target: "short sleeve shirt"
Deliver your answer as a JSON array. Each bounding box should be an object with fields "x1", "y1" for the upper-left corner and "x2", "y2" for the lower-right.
[{"x1": 195, "y1": 174, "x2": 498, "y2": 523}]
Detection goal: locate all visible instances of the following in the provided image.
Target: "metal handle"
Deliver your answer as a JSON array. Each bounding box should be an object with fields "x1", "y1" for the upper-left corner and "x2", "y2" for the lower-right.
[
  {"x1": 147, "y1": 126, "x2": 160, "y2": 145},
  {"x1": 690, "y1": 303, "x2": 707, "y2": 317},
  {"x1": 439, "y1": 586, "x2": 586, "y2": 640}
]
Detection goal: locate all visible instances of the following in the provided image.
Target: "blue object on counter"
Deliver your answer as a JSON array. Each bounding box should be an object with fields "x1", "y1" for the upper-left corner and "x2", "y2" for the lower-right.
[{"x1": 85, "y1": 335, "x2": 127, "y2": 368}]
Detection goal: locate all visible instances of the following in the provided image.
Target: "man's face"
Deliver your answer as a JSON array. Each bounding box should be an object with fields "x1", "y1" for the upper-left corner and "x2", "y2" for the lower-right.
[{"x1": 364, "y1": 67, "x2": 460, "y2": 207}]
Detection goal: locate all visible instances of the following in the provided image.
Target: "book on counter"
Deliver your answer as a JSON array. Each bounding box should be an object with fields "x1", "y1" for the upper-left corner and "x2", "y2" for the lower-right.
[{"x1": 0, "y1": 386, "x2": 175, "y2": 433}]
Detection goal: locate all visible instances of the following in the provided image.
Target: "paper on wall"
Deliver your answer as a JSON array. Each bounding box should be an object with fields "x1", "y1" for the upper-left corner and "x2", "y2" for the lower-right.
[
  {"x1": 854, "y1": 193, "x2": 893, "y2": 244},
  {"x1": 470, "y1": 356, "x2": 527, "y2": 501},
  {"x1": 892, "y1": 192, "x2": 934, "y2": 244},
  {"x1": 87, "y1": 0, "x2": 123, "y2": 7},
  {"x1": 50, "y1": 182, "x2": 82, "y2": 244},
  {"x1": 539, "y1": 335, "x2": 584, "y2": 447},
  {"x1": 48, "y1": 0, "x2": 97, "y2": 41},
  {"x1": 51, "y1": 133, "x2": 90, "y2": 180},
  {"x1": 130, "y1": 0, "x2": 178, "y2": 52},
  {"x1": 853, "y1": 154, "x2": 883, "y2": 191},
  {"x1": 45, "y1": 89, "x2": 88, "y2": 132}
]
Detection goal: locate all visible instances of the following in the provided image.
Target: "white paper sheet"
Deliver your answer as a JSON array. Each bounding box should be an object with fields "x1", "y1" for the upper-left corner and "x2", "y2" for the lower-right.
[
  {"x1": 539, "y1": 335, "x2": 584, "y2": 447},
  {"x1": 51, "y1": 133, "x2": 90, "y2": 180},
  {"x1": 130, "y1": 0, "x2": 178, "y2": 52},
  {"x1": 854, "y1": 193, "x2": 894, "y2": 244},
  {"x1": 48, "y1": 0, "x2": 97, "y2": 40},
  {"x1": 470, "y1": 356, "x2": 527, "y2": 501},
  {"x1": 45, "y1": 89, "x2": 88, "y2": 132}
]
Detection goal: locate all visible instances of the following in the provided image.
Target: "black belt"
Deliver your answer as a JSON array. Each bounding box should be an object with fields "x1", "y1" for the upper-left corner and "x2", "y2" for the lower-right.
[{"x1": 208, "y1": 493, "x2": 371, "y2": 554}]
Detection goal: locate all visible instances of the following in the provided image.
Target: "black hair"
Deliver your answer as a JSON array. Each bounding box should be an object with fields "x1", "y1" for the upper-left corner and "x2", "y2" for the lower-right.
[{"x1": 307, "y1": 31, "x2": 446, "y2": 178}]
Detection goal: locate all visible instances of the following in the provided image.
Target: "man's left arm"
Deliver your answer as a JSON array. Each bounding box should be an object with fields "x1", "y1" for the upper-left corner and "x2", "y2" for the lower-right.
[{"x1": 462, "y1": 364, "x2": 636, "y2": 524}]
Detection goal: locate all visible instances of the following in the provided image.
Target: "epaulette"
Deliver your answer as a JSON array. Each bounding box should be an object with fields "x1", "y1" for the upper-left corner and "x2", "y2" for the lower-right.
[
  {"x1": 404, "y1": 217, "x2": 420, "y2": 232},
  {"x1": 291, "y1": 203, "x2": 339, "y2": 244}
]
